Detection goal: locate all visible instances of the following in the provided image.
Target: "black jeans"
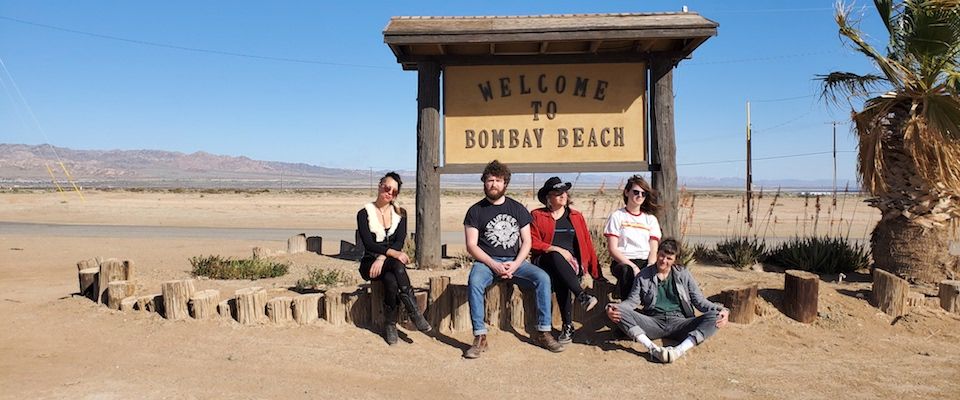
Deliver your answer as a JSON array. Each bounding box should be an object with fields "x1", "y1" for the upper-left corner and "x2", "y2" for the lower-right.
[
  {"x1": 610, "y1": 258, "x2": 647, "y2": 300},
  {"x1": 359, "y1": 257, "x2": 411, "y2": 316},
  {"x1": 534, "y1": 251, "x2": 584, "y2": 326}
]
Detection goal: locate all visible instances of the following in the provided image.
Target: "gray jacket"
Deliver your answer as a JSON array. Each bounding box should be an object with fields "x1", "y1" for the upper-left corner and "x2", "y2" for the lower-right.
[{"x1": 620, "y1": 265, "x2": 725, "y2": 318}]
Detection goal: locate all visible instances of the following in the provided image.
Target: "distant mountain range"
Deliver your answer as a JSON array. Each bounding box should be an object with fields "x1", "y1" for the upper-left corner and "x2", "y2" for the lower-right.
[{"x1": 0, "y1": 143, "x2": 854, "y2": 190}]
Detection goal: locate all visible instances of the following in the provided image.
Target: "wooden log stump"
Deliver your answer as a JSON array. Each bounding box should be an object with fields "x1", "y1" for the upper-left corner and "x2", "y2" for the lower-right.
[
  {"x1": 120, "y1": 296, "x2": 138, "y2": 312},
  {"x1": 287, "y1": 233, "x2": 307, "y2": 254},
  {"x1": 78, "y1": 267, "x2": 100, "y2": 302},
  {"x1": 450, "y1": 284, "x2": 471, "y2": 333},
  {"x1": 266, "y1": 297, "x2": 294, "y2": 324},
  {"x1": 370, "y1": 281, "x2": 385, "y2": 331},
  {"x1": 508, "y1": 285, "x2": 526, "y2": 333},
  {"x1": 292, "y1": 294, "x2": 322, "y2": 324},
  {"x1": 345, "y1": 288, "x2": 370, "y2": 327},
  {"x1": 98, "y1": 258, "x2": 126, "y2": 304},
  {"x1": 428, "y1": 276, "x2": 451, "y2": 331},
  {"x1": 871, "y1": 269, "x2": 909, "y2": 317},
  {"x1": 107, "y1": 280, "x2": 136, "y2": 310},
  {"x1": 523, "y1": 287, "x2": 539, "y2": 334},
  {"x1": 235, "y1": 287, "x2": 267, "y2": 325},
  {"x1": 122, "y1": 260, "x2": 135, "y2": 282},
  {"x1": 906, "y1": 292, "x2": 926, "y2": 310},
  {"x1": 720, "y1": 283, "x2": 758, "y2": 324},
  {"x1": 783, "y1": 270, "x2": 818, "y2": 323},
  {"x1": 400, "y1": 290, "x2": 428, "y2": 331},
  {"x1": 136, "y1": 294, "x2": 163, "y2": 314},
  {"x1": 939, "y1": 280, "x2": 960, "y2": 314},
  {"x1": 484, "y1": 282, "x2": 505, "y2": 330},
  {"x1": 161, "y1": 279, "x2": 196, "y2": 320},
  {"x1": 76, "y1": 258, "x2": 98, "y2": 271},
  {"x1": 306, "y1": 236, "x2": 323, "y2": 254},
  {"x1": 189, "y1": 289, "x2": 221, "y2": 320},
  {"x1": 321, "y1": 288, "x2": 346, "y2": 327},
  {"x1": 218, "y1": 300, "x2": 234, "y2": 320}
]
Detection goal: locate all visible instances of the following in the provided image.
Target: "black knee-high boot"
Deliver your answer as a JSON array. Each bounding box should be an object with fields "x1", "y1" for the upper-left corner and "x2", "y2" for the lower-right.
[
  {"x1": 399, "y1": 286, "x2": 432, "y2": 332},
  {"x1": 384, "y1": 304, "x2": 399, "y2": 345}
]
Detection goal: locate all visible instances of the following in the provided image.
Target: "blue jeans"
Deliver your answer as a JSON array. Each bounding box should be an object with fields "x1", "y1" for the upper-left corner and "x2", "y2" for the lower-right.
[{"x1": 468, "y1": 257, "x2": 553, "y2": 336}]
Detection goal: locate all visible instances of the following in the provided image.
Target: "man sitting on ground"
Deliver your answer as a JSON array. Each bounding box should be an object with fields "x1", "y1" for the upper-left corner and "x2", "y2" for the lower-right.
[{"x1": 606, "y1": 238, "x2": 728, "y2": 363}]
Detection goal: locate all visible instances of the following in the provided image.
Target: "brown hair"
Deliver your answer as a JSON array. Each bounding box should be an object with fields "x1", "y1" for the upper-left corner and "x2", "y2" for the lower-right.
[
  {"x1": 658, "y1": 238, "x2": 679, "y2": 256},
  {"x1": 481, "y1": 160, "x2": 511, "y2": 185},
  {"x1": 622, "y1": 174, "x2": 659, "y2": 214}
]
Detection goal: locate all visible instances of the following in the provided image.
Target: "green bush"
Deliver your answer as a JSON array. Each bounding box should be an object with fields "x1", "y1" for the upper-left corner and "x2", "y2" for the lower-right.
[
  {"x1": 766, "y1": 236, "x2": 870, "y2": 274},
  {"x1": 677, "y1": 241, "x2": 697, "y2": 266},
  {"x1": 691, "y1": 243, "x2": 719, "y2": 264},
  {"x1": 190, "y1": 255, "x2": 289, "y2": 280},
  {"x1": 715, "y1": 236, "x2": 766, "y2": 269},
  {"x1": 296, "y1": 267, "x2": 348, "y2": 290}
]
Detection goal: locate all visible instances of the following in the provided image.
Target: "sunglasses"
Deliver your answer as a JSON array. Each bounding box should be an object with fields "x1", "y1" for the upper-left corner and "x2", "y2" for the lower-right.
[
  {"x1": 631, "y1": 189, "x2": 646, "y2": 197},
  {"x1": 380, "y1": 185, "x2": 398, "y2": 196}
]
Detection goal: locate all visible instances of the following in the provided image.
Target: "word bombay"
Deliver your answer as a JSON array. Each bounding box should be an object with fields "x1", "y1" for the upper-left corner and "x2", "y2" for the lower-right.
[{"x1": 464, "y1": 127, "x2": 625, "y2": 149}]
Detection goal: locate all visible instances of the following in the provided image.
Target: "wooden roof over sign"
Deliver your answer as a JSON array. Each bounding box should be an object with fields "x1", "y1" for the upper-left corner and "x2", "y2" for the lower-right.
[{"x1": 383, "y1": 12, "x2": 718, "y2": 70}]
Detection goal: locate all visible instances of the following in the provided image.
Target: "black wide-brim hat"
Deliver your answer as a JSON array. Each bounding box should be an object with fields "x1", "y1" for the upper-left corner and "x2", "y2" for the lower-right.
[{"x1": 537, "y1": 176, "x2": 572, "y2": 205}]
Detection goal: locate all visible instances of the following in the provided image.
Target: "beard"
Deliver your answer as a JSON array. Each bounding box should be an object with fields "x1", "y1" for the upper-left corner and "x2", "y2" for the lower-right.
[{"x1": 484, "y1": 186, "x2": 505, "y2": 201}]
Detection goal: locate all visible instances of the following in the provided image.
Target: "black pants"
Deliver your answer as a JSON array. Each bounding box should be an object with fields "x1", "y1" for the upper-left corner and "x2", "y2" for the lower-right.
[
  {"x1": 535, "y1": 252, "x2": 584, "y2": 326},
  {"x1": 610, "y1": 258, "x2": 646, "y2": 300},
  {"x1": 359, "y1": 257, "x2": 411, "y2": 316}
]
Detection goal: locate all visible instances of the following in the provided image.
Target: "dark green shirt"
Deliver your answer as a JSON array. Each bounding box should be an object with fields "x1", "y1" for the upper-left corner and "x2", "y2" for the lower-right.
[{"x1": 651, "y1": 270, "x2": 682, "y2": 314}]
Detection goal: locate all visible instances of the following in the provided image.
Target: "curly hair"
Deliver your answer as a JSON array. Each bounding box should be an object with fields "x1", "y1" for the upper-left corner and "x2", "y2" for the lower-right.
[
  {"x1": 481, "y1": 160, "x2": 511, "y2": 185},
  {"x1": 622, "y1": 174, "x2": 659, "y2": 214}
]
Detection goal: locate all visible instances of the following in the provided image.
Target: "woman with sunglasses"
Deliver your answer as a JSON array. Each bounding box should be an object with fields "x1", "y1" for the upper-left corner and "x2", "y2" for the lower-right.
[
  {"x1": 356, "y1": 171, "x2": 432, "y2": 345},
  {"x1": 603, "y1": 175, "x2": 661, "y2": 300},
  {"x1": 529, "y1": 177, "x2": 600, "y2": 344}
]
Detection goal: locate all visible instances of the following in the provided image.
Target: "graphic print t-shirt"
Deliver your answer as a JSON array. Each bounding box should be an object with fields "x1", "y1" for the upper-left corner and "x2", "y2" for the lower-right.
[
  {"x1": 463, "y1": 197, "x2": 532, "y2": 258},
  {"x1": 603, "y1": 208, "x2": 662, "y2": 259}
]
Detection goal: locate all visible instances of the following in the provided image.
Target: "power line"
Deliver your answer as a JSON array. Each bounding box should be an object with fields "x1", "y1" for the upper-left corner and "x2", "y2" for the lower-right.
[
  {"x1": 751, "y1": 94, "x2": 816, "y2": 103},
  {"x1": 0, "y1": 15, "x2": 392, "y2": 69},
  {"x1": 678, "y1": 150, "x2": 856, "y2": 167}
]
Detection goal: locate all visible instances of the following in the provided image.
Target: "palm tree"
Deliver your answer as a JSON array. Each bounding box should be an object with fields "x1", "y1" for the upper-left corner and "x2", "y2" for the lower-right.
[{"x1": 819, "y1": 0, "x2": 960, "y2": 284}]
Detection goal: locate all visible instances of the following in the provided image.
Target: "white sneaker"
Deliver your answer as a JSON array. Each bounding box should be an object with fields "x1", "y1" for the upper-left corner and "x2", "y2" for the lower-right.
[{"x1": 651, "y1": 346, "x2": 681, "y2": 363}]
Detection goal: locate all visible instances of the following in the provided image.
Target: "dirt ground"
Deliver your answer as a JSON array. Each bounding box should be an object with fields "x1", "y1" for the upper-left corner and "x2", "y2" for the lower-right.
[{"x1": 1, "y1": 189, "x2": 958, "y2": 399}]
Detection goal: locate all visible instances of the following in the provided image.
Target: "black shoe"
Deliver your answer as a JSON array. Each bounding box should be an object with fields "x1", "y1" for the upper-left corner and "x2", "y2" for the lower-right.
[
  {"x1": 558, "y1": 323, "x2": 574, "y2": 345},
  {"x1": 399, "y1": 286, "x2": 432, "y2": 332},
  {"x1": 577, "y1": 292, "x2": 598, "y2": 311},
  {"x1": 384, "y1": 324, "x2": 398, "y2": 345}
]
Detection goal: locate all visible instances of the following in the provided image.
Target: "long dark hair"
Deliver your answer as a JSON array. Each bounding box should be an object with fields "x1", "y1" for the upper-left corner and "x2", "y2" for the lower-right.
[{"x1": 622, "y1": 174, "x2": 659, "y2": 214}]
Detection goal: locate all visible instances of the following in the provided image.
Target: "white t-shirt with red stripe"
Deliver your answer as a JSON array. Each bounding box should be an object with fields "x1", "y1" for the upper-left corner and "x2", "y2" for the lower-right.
[{"x1": 603, "y1": 208, "x2": 662, "y2": 260}]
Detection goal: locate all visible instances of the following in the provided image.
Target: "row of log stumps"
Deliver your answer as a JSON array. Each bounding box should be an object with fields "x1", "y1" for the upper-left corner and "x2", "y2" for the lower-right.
[
  {"x1": 76, "y1": 257, "x2": 135, "y2": 307},
  {"x1": 871, "y1": 269, "x2": 960, "y2": 317},
  {"x1": 251, "y1": 234, "x2": 323, "y2": 259}
]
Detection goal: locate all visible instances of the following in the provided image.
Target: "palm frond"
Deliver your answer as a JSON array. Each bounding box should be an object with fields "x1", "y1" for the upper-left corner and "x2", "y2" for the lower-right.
[
  {"x1": 852, "y1": 98, "x2": 900, "y2": 193},
  {"x1": 837, "y1": 3, "x2": 910, "y2": 88},
  {"x1": 817, "y1": 71, "x2": 887, "y2": 106},
  {"x1": 898, "y1": 0, "x2": 960, "y2": 86}
]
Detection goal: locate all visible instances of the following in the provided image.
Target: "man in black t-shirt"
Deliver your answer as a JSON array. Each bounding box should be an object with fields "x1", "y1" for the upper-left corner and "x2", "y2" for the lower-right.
[{"x1": 462, "y1": 160, "x2": 564, "y2": 359}]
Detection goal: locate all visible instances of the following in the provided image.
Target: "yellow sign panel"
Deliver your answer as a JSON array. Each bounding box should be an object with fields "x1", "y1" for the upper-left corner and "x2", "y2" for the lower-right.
[{"x1": 443, "y1": 63, "x2": 646, "y2": 167}]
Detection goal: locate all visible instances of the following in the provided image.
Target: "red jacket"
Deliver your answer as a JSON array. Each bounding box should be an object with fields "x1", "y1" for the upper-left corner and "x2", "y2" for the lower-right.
[{"x1": 529, "y1": 207, "x2": 599, "y2": 278}]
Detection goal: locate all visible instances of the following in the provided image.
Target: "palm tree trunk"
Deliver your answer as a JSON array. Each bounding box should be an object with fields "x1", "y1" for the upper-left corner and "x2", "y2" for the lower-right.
[
  {"x1": 871, "y1": 215, "x2": 958, "y2": 283},
  {"x1": 866, "y1": 105, "x2": 960, "y2": 284}
]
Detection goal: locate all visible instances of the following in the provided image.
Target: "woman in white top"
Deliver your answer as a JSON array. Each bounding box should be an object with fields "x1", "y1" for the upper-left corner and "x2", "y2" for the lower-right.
[{"x1": 603, "y1": 175, "x2": 662, "y2": 300}]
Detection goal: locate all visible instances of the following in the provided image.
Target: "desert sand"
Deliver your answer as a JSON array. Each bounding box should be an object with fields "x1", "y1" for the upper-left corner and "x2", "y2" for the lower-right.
[{"x1": 1, "y1": 189, "x2": 958, "y2": 399}]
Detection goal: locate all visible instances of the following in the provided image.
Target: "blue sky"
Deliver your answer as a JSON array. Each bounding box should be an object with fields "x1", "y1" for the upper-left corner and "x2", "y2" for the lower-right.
[{"x1": 0, "y1": 1, "x2": 885, "y2": 183}]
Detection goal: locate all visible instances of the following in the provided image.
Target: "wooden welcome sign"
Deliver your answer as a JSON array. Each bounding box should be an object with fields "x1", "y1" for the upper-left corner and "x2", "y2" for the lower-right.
[{"x1": 443, "y1": 63, "x2": 646, "y2": 172}]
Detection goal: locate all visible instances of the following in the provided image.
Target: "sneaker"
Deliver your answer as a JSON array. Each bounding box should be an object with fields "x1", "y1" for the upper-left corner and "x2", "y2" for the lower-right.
[
  {"x1": 464, "y1": 335, "x2": 488, "y2": 359},
  {"x1": 651, "y1": 346, "x2": 681, "y2": 363},
  {"x1": 384, "y1": 324, "x2": 398, "y2": 346},
  {"x1": 577, "y1": 293, "x2": 599, "y2": 311},
  {"x1": 534, "y1": 331, "x2": 565, "y2": 353},
  {"x1": 558, "y1": 324, "x2": 575, "y2": 345}
]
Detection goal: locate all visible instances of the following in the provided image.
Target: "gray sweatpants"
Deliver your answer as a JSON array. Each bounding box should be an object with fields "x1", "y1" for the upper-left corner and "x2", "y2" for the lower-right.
[{"x1": 615, "y1": 304, "x2": 719, "y2": 345}]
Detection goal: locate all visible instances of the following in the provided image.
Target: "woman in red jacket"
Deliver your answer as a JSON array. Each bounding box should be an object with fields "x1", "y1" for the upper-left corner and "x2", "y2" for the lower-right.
[{"x1": 530, "y1": 177, "x2": 599, "y2": 344}]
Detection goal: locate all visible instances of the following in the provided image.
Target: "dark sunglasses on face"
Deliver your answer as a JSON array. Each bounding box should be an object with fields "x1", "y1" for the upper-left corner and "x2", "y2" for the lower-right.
[
  {"x1": 631, "y1": 189, "x2": 646, "y2": 197},
  {"x1": 380, "y1": 186, "x2": 398, "y2": 196}
]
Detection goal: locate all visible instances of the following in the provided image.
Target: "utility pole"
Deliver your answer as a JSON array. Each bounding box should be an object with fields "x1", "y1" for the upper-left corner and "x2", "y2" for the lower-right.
[
  {"x1": 832, "y1": 121, "x2": 838, "y2": 205},
  {"x1": 369, "y1": 167, "x2": 374, "y2": 197},
  {"x1": 746, "y1": 101, "x2": 753, "y2": 227}
]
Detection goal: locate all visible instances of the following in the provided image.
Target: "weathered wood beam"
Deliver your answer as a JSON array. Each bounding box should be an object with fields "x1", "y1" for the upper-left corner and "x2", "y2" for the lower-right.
[
  {"x1": 588, "y1": 40, "x2": 602, "y2": 53},
  {"x1": 415, "y1": 62, "x2": 442, "y2": 269},
  {"x1": 649, "y1": 59, "x2": 679, "y2": 240}
]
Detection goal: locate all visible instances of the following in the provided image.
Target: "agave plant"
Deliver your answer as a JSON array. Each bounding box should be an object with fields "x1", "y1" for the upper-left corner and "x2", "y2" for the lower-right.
[{"x1": 818, "y1": 0, "x2": 960, "y2": 283}]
